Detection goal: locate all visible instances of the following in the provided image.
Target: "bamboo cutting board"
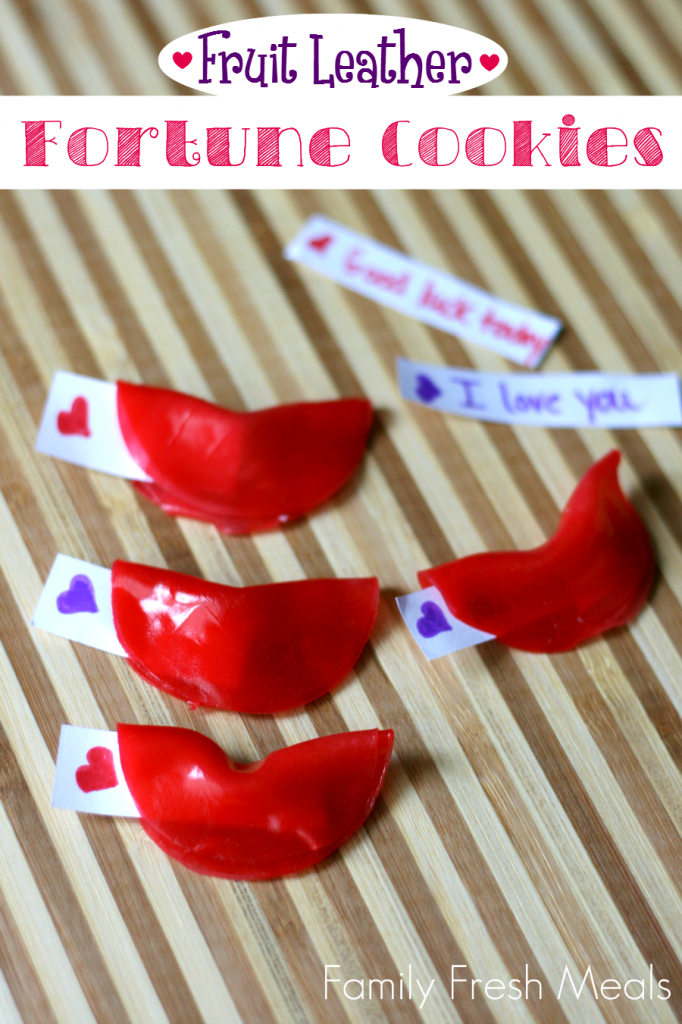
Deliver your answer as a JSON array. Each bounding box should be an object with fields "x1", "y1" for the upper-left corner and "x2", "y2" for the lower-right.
[
  {"x1": 2, "y1": 1, "x2": 682, "y2": 1023},
  {"x1": 3, "y1": 183, "x2": 682, "y2": 1024}
]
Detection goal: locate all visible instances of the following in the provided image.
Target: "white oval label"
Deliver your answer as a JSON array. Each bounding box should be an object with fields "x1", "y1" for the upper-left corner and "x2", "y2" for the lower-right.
[{"x1": 159, "y1": 14, "x2": 507, "y2": 97}]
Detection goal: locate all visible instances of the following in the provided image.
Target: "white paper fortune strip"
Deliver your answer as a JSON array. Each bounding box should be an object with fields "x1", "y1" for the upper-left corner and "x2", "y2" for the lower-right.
[
  {"x1": 398, "y1": 359, "x2": 682, "y2": 429},
  {"x1": 284, "y1": 216, "x2": 563, "y2": 368},
  {"x1": 36, "y1": 370, "x2": 151, "y2": 480},
  {"x1": 32, "y1": 554, "x2": 126, "y2": 657},
  {"x1": 396, "y1": 586, "x2": 495, "y2": 661},
  {"x1": 52, "y1": 724, "x2": 139, "y2": 818}
]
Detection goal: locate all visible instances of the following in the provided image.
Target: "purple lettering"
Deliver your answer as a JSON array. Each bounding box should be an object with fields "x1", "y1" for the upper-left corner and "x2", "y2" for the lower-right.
[
  {"x1": 394, "y1": 28, "x2": 424, "y2": 88},
  {"x1": 278, "y1": 37, "x2": 297, "y2": 84},
  {"x1": 452, "y1": 377, "x2": 485, "y2": 410},
  {"x1": 575, "y1": 389, "x2": 642, "y2": 423},
  {"x1": 311, "y1": 34, "x2": 334, "y2": 87},
  {"x1": 621, "y1": 391, "x2": 642, "y2": 411},
  {"x1": 574, "y1": 390, "x2": 596, "y2": 423},
  {"x1": 499, "y1": 385, "x2": 562, "y2": 416},
  {"x1": 199, "y1": 30, "x2": 231, "y2": 85},
  {"x1": 499, "y1": 383, "x2": 514, "y2": 414}
]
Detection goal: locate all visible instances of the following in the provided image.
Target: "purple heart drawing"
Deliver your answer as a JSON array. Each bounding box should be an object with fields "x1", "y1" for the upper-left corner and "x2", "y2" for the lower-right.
[
  {"x1": 57, "y1": 575, "x2": 98, "y2": 615},
  {"x1": 416, "y1": 601, "x2": 453, "y2": 638},
  {"x1": 415, "y1": 374, "x2": 441, "y2": 403}
]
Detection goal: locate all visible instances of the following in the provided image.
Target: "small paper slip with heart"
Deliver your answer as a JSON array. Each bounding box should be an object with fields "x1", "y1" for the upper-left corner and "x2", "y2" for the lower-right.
[
  {"x1": 396, "y1": 587, "x2": 495, "y2": 660},
  {"x1": 285, "y1": 216, "x2": 563, "y2": 368},
  {"x1": 32, "y1": 554, "x2": 126, "y2": 657},
  {"x1": 35, "y1": 370, "x2": 151, "y2": 480},
  {"x1": 52, "y1": 725, "x2": 139, "y2": 817}
]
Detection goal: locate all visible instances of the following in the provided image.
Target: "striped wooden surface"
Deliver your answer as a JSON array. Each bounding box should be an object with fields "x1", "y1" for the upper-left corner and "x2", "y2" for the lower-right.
[{"x1": 2, "y1": 2, "x2": 682, "y2": 1024}]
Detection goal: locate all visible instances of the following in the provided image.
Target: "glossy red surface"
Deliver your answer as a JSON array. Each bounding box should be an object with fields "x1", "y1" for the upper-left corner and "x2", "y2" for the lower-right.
[
  {"x1": 116, "y1": 382, "x2": 373, "y2": 533},
  {"x1": 418, "y1": 451, "x2": 654, "y2": 652},
  {"x1": 117, "y1": 725, "x2": 394, "y2": 879},
  {"x1": 111, "y1": 561, "x2": 379, "y2": 712}
]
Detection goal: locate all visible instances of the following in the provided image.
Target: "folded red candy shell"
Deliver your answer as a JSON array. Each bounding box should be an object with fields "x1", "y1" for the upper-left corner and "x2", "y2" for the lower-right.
[
  {"x1": 118, "y1": 725, "x2": 394, "y2": 879},
  {"x1": 418, "y1": 451, "x2": 654, "y2": 652},
  {"x1": 117, "y1": 382, "x2": 373, "y2": 533},
  {"x1": 112, "y1": 561, "x2": 379, "y2": 713}
]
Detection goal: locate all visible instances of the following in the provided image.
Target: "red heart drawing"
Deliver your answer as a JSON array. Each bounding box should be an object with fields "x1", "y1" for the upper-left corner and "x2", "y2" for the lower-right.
[
  {"x1": 173, "y1": 51, "x2": 193, "y2": 70},
  {"x1": 480, "y1": 54, "x2": 500, "y2": 71},
  {"x1": 308, "y1": 234, "x2": 334, "y2": 253},
  {"x1": 57, "y1": 396, "x2": 91, "y2": 437},
  {"x1": 76, "y1": 747, "x2": 118, "y2": 793}
]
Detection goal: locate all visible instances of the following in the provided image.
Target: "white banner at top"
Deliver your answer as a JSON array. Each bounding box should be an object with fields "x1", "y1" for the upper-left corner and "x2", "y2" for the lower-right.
[{"x1": 1, "y1": 95, "x2": 680, "y2": 188}]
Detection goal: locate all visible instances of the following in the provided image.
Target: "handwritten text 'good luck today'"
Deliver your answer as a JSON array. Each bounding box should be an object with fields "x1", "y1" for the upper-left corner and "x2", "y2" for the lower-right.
[
  {"x1": 287, "y1": 217, "x2": 562, "y2": 367},
  {"x1": 398, "y1": 360, "x2": 682, "y2": 429}
]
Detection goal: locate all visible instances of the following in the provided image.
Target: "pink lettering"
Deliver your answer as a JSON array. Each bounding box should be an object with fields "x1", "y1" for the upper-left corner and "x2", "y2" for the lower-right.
[
  {"x1": 166, "y1": 120, "x2": 200, "y2": 166},
  {"x1": 23, "y1": 120, "x2": 61, "y2": 167},
  {"x1": 116, "y1": 127, "x2": 158, "y2": 167},
  {"x1": 345, "y1": 247, "x2": 364, "y2": 274},
  {"x1": 513, "y1": 121, "x2": 551, "y2": 167},
  {"x1": 465, "y1": 127, "x2": 506, "y2": 166},
  {"x1": 481, "y1": 310, "x2": 545, "y2": 359},
  {"x1": 586, "y1": 127, "x2": 627, "y2": 167},
  {"x1": 418, "y1": 127, "x2": 459, "y2": 166},
  {"x1": 559, "y1": 113, "x2": 580, "y2": 167},
  {"x1": 308, "y1": 127, "x2": 350, "y2": 167},
  {"x1": 206, "y1": 127, "x2": 249, "y2": 167},
  {"x1": 634, "y1": 127, "x2": 663, "y2": 166},
  {"x1": 257, "y1": 126, "x2": 304, "y2": 167},
  {"x1": 343, "y1": 249, "x2": 411, "y2": 294},
  {"x1": 67, "y1": 127, "x2": 109, "y2": 166},
  {"x1": 419, "y1": 281, "x2": 472, "y2": 321},
  {"x1": 381, "y1": 120, "x2": 412, "y2": 166}
]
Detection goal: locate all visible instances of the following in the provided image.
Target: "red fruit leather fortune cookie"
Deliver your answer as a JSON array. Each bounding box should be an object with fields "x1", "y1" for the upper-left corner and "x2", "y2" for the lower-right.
[
  {"x1": 112, "y1": 561, "x2": 379, "y2": 713},
  {"x1": 116, "y1": 382, "x2": 372, "y2": 533},
  {"x1": 117, "y1": 725, "x2": 393, "y2": 879},
  {"x1": 418, "y1": 451, "x2": 654, "y2": 653}
]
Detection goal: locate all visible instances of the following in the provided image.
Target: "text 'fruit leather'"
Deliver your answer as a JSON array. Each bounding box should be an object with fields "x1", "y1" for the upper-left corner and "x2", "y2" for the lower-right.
[
  {"x1": 33, "y1": 555, "x2": 379, "y2": 713},
  {"x1": 398, "y1": 451, "x2": 654, "y2": 658},
  {"x1": 53, "y1": 724, "x2": 393, "y2": 880},
  {"x1": 36, "y1": 371, "x2": 373, "y2": 532}
]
